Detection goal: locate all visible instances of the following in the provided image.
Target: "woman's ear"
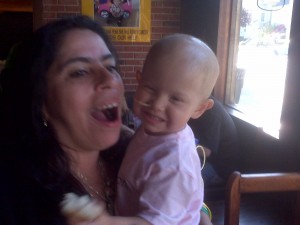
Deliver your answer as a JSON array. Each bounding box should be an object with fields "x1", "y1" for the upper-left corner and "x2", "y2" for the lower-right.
[
  {"x1": 42, "y1": 104, "x2": 49, "y2": 121},
  {"x1": 41, "y1": 104, "x2": 50, "y2": 127},
  {"x1": 136, "y1": 70, "x2": 142, "y2": 83},
  {"x1": 191, "y1": 99, "x2": 214, "y2": 119}
]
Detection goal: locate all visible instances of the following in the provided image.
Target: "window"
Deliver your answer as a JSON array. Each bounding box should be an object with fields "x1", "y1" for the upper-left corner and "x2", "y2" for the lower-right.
[{"x1": 216, "y1": 0, "x2": 294, "y2": 138}]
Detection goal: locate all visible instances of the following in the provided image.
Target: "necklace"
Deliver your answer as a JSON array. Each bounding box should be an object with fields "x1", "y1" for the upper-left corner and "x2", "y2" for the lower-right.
[
  {"x1": 74, "y1": 170, "x2": 105, "y2": 200},
  {"x1": 72, "y1": 158, "x2": 115, "y2": 214}
]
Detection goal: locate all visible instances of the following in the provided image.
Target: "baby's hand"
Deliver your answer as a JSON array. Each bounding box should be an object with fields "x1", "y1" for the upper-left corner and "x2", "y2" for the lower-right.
[{"x1": 60, "y1": 193, "x2": 104, "y2": 224}]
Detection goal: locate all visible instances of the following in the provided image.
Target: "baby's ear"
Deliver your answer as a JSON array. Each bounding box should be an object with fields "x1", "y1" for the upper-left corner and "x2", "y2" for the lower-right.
[
  {"x1": 135, "y1": 70, "x2": 142, "y2": 83},
  {"x1": 191, "y1": 99, "x2": 214, "y2": 119}
]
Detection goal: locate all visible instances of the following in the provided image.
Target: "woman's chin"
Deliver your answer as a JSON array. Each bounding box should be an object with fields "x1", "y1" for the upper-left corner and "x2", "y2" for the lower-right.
[{"x1": 97, "y1": 130, "x2": 121, "y2": 150}]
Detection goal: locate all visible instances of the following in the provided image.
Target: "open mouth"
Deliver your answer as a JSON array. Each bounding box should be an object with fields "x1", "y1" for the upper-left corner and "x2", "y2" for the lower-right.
[{"x1": 102, "y1": 105, "x2": 118, "y2": 122}]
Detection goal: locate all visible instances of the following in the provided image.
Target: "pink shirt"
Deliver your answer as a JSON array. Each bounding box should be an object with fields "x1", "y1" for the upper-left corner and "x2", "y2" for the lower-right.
[{"x1": 116, "y1": 125, "x2": 203, "y2": 225}]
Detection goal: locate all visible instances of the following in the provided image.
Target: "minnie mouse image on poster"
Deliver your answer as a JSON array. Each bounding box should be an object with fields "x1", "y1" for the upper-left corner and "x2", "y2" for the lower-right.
[{"x1": 96, "y1": 0, "x2": 132, "y2": 27}]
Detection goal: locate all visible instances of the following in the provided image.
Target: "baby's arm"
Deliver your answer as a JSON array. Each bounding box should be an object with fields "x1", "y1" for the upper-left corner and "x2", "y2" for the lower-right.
[{"x1": 60, "y1": 193, "x2": 151, "y2": 225}]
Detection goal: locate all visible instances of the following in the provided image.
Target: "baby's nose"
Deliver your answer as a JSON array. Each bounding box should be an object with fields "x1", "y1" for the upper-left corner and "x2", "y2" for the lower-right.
[{"x1": 151, "y1": 96, "x2": 167, "y2": 111}]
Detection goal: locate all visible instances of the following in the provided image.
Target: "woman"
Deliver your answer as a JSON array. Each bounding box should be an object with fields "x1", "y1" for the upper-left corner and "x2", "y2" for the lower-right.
[{"x1": 0, "y1": 15, "x2": 212, "y2": 225}]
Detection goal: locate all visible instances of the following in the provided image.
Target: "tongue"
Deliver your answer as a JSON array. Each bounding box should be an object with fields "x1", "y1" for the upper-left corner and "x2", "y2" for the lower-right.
[{"x1": 91, "y1": 110, "x2": 107, "y2": 122}]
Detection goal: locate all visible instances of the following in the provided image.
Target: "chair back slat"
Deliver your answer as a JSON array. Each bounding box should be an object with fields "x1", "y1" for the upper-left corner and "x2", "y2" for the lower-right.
[
  {"x1": 240, "y1": 173, "x2": 300, "y2": 193},
  {"x1": 224, "y1": 171, "x2": 300, "y2": 225}
]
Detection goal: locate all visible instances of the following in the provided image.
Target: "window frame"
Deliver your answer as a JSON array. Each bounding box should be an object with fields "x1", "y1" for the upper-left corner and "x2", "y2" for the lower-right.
[
  {"x1": 215, "y1": 0, "x2": 253, "y2": 124},
  {"x1": 215, "y1": 0, "x2": 298, "y2": 139}
]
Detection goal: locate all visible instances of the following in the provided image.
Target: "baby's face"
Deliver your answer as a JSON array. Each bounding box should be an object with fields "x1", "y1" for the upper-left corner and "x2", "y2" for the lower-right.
[{"x1": 134, "y1": 56, "x2": 206, "y2": 135}]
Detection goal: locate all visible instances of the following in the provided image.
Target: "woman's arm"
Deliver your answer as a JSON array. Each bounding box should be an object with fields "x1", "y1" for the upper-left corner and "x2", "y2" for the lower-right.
[
  {"x1": 61, "y1": 193, "x2": 151, "y2": 225},
  {"x1": 61, "y1": 193, "x2": 213, "y2": 225},
  {"x1": 95, "y1": 213, "x2": 152, "y2": 225}
]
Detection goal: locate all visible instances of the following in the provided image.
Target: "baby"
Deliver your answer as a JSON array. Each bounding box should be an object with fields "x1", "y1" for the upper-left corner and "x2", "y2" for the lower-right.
[{"x1": 61, "y1": 34, "x2": 219, "y2": 225}]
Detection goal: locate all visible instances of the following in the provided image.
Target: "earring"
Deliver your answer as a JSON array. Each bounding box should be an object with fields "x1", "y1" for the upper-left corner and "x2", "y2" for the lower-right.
[{"x1": 43, "y1": 119, "x2": 48, "y2": 127}]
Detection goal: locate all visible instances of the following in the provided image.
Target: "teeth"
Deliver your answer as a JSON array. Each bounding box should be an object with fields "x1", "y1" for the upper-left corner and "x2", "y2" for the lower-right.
[
  {"x1": 100, "y1": 103, "x2": 118, "y2": 110},
  {"x1": 149, "y1": 113, "x2": 163, "y2": 121},
  {"x1": 98, "y1": 103, "x2": 118, "y2": 121}
]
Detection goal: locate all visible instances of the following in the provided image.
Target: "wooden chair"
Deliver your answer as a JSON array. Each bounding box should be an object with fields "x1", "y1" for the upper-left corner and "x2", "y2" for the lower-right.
[{"x1": 224, "y1": 171, "x2": 300, "y2": 225}]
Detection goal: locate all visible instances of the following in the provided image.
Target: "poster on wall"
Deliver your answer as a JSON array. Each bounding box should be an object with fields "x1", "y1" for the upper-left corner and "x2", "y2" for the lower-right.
[{"x1": 82, "y1": 0, "x2": 151, "y2": 42}]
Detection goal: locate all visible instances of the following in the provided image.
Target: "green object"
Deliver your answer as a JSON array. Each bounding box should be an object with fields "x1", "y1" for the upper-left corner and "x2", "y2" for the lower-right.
[{"x1": 201, "y1": 203, "x2": 212, "y2": 220}]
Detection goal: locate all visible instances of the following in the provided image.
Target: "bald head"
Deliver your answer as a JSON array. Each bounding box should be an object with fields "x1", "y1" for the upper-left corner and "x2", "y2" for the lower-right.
[{"x1": 143, "y1": 34, "x2": 219, "y2": 100}]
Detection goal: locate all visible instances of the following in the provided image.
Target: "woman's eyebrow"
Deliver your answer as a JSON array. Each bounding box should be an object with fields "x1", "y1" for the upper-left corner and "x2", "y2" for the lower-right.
[
  {"x1": 61, "y1": 57, "x2": 90, "y2": 68},
  {"x1": 60, "y1": 54, "x2": 115, "y2": 68},
  {"x1": 102, "y1": 54, "x2": 115, "y2": 61}
]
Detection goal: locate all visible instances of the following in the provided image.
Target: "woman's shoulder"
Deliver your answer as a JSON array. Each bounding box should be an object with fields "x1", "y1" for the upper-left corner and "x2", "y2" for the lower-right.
[{"x1": 0, "y1": 156, "x2": 67, "y2": 225}]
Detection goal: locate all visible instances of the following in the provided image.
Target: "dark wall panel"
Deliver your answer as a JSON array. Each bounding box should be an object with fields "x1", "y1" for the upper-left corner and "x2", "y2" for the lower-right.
[
  {"x1": 0, "y1": 12, "x2": 33, "y2": 60},
  {"x1": 180, "y1": 0, "x2": 220, "y2": 53}
]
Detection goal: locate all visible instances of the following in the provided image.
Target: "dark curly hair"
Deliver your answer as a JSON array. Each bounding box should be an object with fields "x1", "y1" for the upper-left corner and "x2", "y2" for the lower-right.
[{"x1": 0, "y1": 15, "x2": 121, "y2": 196}]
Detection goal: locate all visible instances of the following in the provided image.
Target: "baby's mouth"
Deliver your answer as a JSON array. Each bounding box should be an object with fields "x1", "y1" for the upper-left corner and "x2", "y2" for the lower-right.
[{"x1": 145, "y1": 112, "x2": 164, "y2": 122}]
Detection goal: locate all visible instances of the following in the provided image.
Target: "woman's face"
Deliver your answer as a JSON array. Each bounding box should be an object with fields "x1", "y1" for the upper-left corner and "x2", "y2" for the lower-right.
[{"x1": 43, "y1": 29, "x2": 124, "y2": 152}]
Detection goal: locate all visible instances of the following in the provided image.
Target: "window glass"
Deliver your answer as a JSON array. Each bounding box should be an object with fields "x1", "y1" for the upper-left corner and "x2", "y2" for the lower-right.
[{"x1": 226, "y1": 0, "x2": 294, "y2": 138}]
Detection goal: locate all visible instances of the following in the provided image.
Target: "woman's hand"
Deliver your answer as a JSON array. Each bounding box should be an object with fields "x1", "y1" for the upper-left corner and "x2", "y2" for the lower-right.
[{"x1": 60, "y1": 193, "x2": 106, "y2": 225}]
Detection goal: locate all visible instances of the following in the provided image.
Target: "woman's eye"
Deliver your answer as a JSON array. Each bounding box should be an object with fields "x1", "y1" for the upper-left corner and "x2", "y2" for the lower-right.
[
  {"x1": 106, "y1": 65, "x2": 117, "y2": 73},
  {"x1": 70, "y1": 69, "x2": 88, "y2": 78},
  {"x1": 106, "y1": 65, "x2": 122, "y2": 80}
]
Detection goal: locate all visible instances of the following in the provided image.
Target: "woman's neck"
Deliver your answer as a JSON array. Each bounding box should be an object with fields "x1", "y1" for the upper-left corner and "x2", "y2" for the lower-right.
[
  {"x1": 72, "y1": 152, "x2": 106, "y2": 200},
  {"x1": 61, "y1": 144, "x2": 104, "y2": 194}
]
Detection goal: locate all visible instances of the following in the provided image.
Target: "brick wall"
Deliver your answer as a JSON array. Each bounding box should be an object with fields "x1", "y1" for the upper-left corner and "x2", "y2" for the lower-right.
[{"x1": 40, "y1": 0, "x2": 181, "y2": 92}]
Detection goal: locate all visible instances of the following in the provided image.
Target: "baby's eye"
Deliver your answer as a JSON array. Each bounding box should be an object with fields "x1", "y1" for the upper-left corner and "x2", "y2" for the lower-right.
[
  {"x1": 170, "y1": 96, "x2": 182, "y2": 103},
  {"x1": 144, "y1": 85, "x2": 155, "y2": 92},
  {"x1": 70, "y1": 69, "x2": 88, "y2": 78}
]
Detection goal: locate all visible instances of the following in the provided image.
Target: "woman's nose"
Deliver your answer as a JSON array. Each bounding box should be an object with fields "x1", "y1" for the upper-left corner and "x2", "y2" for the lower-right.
[{"x1": 95, "y1": 68, "x2": 122, "y2": 90}]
